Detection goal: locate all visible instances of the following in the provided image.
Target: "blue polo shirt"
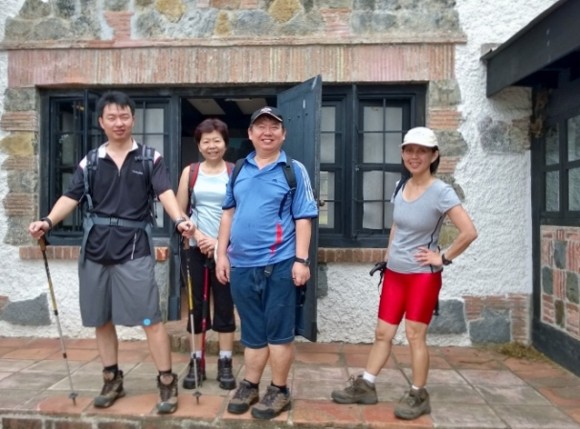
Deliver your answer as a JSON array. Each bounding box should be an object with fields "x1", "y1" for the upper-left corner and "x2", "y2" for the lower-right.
[{"x1": 223, "y1": 151, "x2": 318, "y2": 267}]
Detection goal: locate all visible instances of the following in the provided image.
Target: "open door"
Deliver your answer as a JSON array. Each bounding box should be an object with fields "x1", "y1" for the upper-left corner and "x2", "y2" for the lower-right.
[{"x1": 277, "y1": 75, "x2": 322, "y2": 342}]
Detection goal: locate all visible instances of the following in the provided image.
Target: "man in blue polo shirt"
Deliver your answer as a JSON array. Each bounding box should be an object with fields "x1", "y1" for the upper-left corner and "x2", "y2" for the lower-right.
[{"x1": 216, "y1": 106, "x2": 318, "y2": 420}]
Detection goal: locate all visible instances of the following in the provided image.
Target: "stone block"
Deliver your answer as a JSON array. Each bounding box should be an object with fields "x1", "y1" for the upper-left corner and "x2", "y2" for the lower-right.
[
  {"x1": 542, "y1": 266, "x2": 553, "y2": 294},
  {"x1": 428, "y1": 80, "x2": 462, "y2": 107},
  {"x1": 555, "y1": 299, "x2": 564, "y2": 327},
  {"x1": 0, "y1": 294, "x2": 50, "y2": 326},
  {"x1": 54, "y1": 0, "x2": 76, "y2": 19},
  {"x1": 554, "y1": 240, "x2": 566, "y2": 269},
  {"x1": 156, "y1": 0, "x2": 186, "y2": 22},
  {"x1": 0, "y1": 133, "x2": 35, "y2": 156},
  {"x1": 478, "y1": 116, "x2": 530, "y2": 154},
  {"x1": 104, "y1": 0, "x2": 130, "y2": 11},
  {"x1": 232, "y1": 11, "x2": 274, "y2": 36},
  {"x1": 4, "y1": 88, "x2": 37, "y2": 112},
  {"x1": 469, "y1": 308, "x2": 510, "y2": 343},
  {"x1": 32, "y1": 17, "x2": 72, "y2": 40},
  {"x1": 435, "y1": 130, "x2": 467, "y2": 157},
  {"x1": 3, "y1": 18, "x2": 34, "y2": 41},
  {"x1": 19, "y1": 0, "x2": 52, "y2": 19},
  {"x1": 429, "y1": 299, "x2": 467, "y2": 334},
  {"x1": 566, "y1": 272, "x2": 579, "y2": 304}
]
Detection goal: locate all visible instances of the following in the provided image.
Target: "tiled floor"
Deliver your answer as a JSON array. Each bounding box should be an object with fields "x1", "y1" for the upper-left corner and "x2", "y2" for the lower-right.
[{"x1": 1, "y1": 329, "x2": 580, "y2": 428}]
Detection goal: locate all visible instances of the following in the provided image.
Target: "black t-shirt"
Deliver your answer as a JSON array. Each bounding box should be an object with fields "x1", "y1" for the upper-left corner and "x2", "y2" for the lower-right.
[{"x1": 65, "y1": 142, "x2": 172, "y2": 265}]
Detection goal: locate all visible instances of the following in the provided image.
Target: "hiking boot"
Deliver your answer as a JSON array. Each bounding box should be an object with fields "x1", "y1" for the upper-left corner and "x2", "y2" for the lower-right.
[
  {"x1": 94, "y1": 370, "x2": 125, "y2": 408},
  {"x1": 394, "y1": 387, "x2": 431, "y2": 420},
  {"x1": 331, "y1": 375, "x2": 378, "y2": 404},
  {"x1": 182, "y1": 357, "x2": 206, "y2": 389},
  {"x1": 251, "y1": 385, "x2": 292, "y2": 420},
  {"x1": 217, "y1": 357, "x2": 237, "y2": 390},
  {"x1": 157, "y1": 373, "x2": 178, "y2": 414},
  {"x1": 227, "y1": 379, "x2": 259, "y2": 414}
]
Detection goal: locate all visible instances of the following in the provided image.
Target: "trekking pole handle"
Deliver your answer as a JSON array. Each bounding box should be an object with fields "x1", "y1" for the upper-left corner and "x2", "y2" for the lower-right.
[
  {"x1": 369, "y1": 261, "x2": 387, "y2": 277},
  {"x1": 38, "y1": 236, "x2": 47, "y2": 252}
]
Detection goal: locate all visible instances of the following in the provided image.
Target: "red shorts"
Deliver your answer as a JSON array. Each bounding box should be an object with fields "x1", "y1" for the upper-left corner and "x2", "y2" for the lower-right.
[{"x1": 378, "y1": 269, "x2": 442, "y2": 325}]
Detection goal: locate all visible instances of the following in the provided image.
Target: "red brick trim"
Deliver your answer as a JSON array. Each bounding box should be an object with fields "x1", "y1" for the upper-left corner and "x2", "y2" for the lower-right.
[
  {"x1": 19, "y1": 246, "x2": 170, "y2": 262},
  {"x1": 318, "y1": 248, "x2": 386, "y2": 263}
]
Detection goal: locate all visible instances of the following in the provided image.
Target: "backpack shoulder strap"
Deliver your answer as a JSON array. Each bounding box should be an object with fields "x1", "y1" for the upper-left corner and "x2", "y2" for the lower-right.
[
  {"x1": 83, "y1": 148, "x2": 99, "y2": 212},
  {"x1": 283, "y1": 156, "x2": 297, "y2": 192},
  {"x1": 230, "y1": 158, "x2": 245, "y2": 193},
  {"x1": 188, "y1": 162, "x2": 201, "y2": 193},
  {"x1": 393, "y1": 175, "x2": 409, "y2": 199},
  {"x1": 226, "y1": 161, "x2": 235, "y2": 176}
]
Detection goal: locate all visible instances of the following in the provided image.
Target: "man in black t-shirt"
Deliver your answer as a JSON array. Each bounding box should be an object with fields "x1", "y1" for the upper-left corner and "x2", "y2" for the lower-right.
[{"x1": 28, "y1": 91, "x2": 194, "y2": 414}]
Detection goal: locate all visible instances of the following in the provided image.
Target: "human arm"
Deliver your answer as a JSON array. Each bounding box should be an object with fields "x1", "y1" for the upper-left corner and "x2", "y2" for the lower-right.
[
  {"x1": 415, "y1": 205, "x2": 478, "y2": 266},
  {"x1": 175, "y1": 166, "x2": 190, "y2": 216},
  {"x1": 28, "y1": 196, "x2": 79, "y2": 239},
  {"x1": 292, "y1": 218, "x2": 312, "y2": 287},
  {"x1": 215, "y1": 207, "x2": 234, "y2": 284},
  {"x1": 385, "y1": 223, "x2": 396, "y2": 261}
]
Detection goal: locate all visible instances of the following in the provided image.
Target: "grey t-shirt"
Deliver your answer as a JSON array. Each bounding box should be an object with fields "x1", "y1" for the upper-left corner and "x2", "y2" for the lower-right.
[{"x1": 387, "y1": 178, "x2": 460, "y2": 274}]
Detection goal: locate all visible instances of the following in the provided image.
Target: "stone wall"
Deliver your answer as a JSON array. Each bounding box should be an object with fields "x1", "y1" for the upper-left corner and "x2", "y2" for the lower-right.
[{"x1": 540, "y1": 226, "x2": 580, "y2": 340}]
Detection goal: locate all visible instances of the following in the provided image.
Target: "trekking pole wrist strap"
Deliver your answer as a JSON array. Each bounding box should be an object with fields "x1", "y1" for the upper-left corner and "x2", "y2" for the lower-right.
[{"x1": 40, "y1": 217, "x2": 53, "y2": 230}]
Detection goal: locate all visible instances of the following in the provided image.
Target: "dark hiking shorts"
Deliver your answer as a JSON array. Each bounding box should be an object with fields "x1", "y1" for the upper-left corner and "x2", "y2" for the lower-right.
[{"x1": 78, "y1": 256, "x2": 162, "y2": 327}]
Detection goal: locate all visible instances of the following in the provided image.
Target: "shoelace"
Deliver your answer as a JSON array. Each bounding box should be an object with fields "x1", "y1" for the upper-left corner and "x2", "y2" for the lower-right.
[
  {"x1": 233, "y1": 382, "x2": 254, "y2": 399},
  {"x1": 344, "y1": 375, "x2": 359, "y2": 393},
  {"x1": 260, "y1": 386, "x2": 280, "y2": 406}
]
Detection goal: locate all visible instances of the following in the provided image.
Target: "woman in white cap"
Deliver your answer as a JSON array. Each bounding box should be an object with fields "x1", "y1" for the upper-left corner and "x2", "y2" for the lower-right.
[{"x1": 331, "y1": 126, "x2": 477, "y2": 420}]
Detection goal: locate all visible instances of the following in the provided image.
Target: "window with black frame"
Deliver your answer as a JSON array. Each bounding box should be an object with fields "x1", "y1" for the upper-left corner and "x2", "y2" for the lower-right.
[
  {"x1": 319, "y1": 86, "x2": 425, "y2": 247},
  {"x1": 542, "y1": 112, "x2": 580, "y2": 218},
  {"x1": 43, "y1": 93, "x2": 172, "y2": 242}
]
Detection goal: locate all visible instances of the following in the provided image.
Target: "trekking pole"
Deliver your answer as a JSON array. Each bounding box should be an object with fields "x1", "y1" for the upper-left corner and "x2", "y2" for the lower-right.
[
  {"x1": 38, "y1": 237, "x2": 78, "y2": 405},
  {"x1": 182, "y1": 238, "x2": 202, "y2": 404},
  {"x1": 200, "y1": 259, "x2": 210, "y2": 377}
]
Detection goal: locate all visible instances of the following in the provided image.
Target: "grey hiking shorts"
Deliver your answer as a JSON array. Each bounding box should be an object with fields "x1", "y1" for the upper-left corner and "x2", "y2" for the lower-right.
[{"x1": 78, "y1": 256, "x2": 162, "y2": 328}]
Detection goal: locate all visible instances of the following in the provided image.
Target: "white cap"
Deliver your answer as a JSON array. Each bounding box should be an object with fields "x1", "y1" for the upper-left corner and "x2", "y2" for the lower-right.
[{"x1": 401, "y1": 127, "x2": 438, "y2": 148}]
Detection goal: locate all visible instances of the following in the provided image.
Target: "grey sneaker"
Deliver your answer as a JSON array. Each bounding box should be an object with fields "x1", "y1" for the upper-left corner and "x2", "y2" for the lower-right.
[
  {"x1": 331, "y1": 375, "x2": 378, "y2": 404},
  {"x1": 182, "y1": 357, "x2": 205, "y2": 389},
  {"x1": 394, "y1": 387, "x2": 431, "y2": 420},
  {"x1": 251, "y1": 385, "x2": 291, "y2": 420},
  {"x1": 217, "y1": 357, "x2": 237, "y2": 390},
  {"x1": 227, "y1": 380, "x2": 259, "y2": 414},
  {"x1": 157, "y1": 373, "x2": 178, "y2": 414},
  {"x1": 94, "y1": 370, "x2": 125, "y2": 408}
]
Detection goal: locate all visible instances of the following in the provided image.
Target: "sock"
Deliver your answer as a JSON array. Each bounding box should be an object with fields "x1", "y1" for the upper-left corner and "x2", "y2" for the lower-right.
[
  {"x1": 411, "y1": 384, "x2": 422, "y2": 391},
  {"x1": 159, "y1": 369, "x2": 173, "y2": 377},
  {"x1": 362, "y1": 371, "x2": 376, "y2": 384},
  {"x1": 219, "y1": 350, "x2": 233, "y2": 359},
  {"x1": 193, "y1": 351, "x2": 202, "y2": 359},
  {"x1": 104, "y1": 364, "x2": 119, "y2": 377},
  {"x1": 243, "y1": 379, "x2": 259, "y2": 389},
  {"x1": 271, "y1": 382, "x2": 288, "y2": 394}
]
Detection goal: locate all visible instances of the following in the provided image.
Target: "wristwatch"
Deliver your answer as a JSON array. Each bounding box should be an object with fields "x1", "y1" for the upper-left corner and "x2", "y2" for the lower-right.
[
  {"x1": 294, "y1": 256, "x2": 310, "y2": 266},
  {"x1": 441, "y1": 253, "x2": 453, "y2": 266}
]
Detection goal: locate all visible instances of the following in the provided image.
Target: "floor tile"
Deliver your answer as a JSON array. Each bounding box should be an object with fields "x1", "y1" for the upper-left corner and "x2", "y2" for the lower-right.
[
  {"x1": 537, "y1": 385, "x2": 580, "y2": 407},
  {"x1": 493, "y1": 404, "x2": 580, "y2": 428},
  {"x1": 474, "y1": 385, "x2": 551, "y2": 405},
  {"x1": 0, "y1": 371, "x2": 66, "y2": 390},
  {"x1": 430, "y1": 403, "x2": 508, "y2": 428},
  {"x1": 45, "y1": 348, "x2": 100, "y2": 362},
  {"x1": 293, "y1": 364, "x2": 346, "y2": 381},
  {"x1": 292, "y1": 399, "x2": 363, "y2": 427},
  {"x1": 362, "y1": 402, "x2": 433, "y2": 428},
  {"x1": 21, "y1": 359, "x2": 83, "y2": 373},
  {"x1": 403, "y1": 368, "x2": 467, "y2": 385},
  {"x1": 428, "y1": 384, "x2": 486, "y2": 404},
  {"x1": 2, "y1": 347, "x2": 59, "y2": 360},
  {"x1": 86, "y1": 392, "x2": 157, "y2": 417},
  {"x1": 0, "y1": 358, "x2": 35, "y2": 371},
  {"x1": 459, "y1": 369, "x2": 528, "y2": 386}
]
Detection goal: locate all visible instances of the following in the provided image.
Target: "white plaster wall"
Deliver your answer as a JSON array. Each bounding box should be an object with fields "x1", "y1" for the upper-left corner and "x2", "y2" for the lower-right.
[
  {"x1": 0, "y1": 0, "x2": 561, "y2": 342},
  {"x1": 315, "y1": 0, "x2": 560, "y2": 345}
]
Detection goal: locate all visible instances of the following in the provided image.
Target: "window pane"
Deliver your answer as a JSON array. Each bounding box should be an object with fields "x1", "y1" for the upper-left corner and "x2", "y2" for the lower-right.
[
  {"x1": 569, "y1": 167, "x2": 580, "y2": 210},
  {"x1": 545, "y1": 124, "x2": 559, "y2": 165},
  {"x1": 362, "y1": 106, "x2": 403, "y2": 163},
  {"x1": 362, "y1": 171, "x2": 398, "y2": 229},
  {"x1": 545, "y1": 170, "x2": 559, "y2": 211},
  {"x1": 568, "y1": 115, "x2": 580, "y2": 162},
  {"x1": 319, "y1": 171, "x2": 335, "y2": 228},
  {"x1": 321, "y1": 106, "x2": 336, "y2": 163},
  {"x1": 321, "y1": 134, "x2": 335, "y2": 163}
]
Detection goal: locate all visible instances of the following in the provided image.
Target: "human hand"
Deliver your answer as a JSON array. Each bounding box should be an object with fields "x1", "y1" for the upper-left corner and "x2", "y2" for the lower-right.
[
  {"x1": 415, "y1": 246, "x2": 442, "y2": 267},
  {"x1": 215, "y1": 255, "x2": 230, "y2": 284},
  {"x1": 177, "y1": 219, "x2": 196, "y2": 238},
  {"x1": 292, "y1": 262, "x2": 310, "y2": 286},
  {"x1": 28, "y1": 220, "x2": 50, "y2": 239}
]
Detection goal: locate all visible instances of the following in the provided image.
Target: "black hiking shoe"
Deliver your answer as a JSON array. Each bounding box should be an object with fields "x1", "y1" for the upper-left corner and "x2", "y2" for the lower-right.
[
  {"x1": 94, "y1": 370, "x2": 125, "y2": 408},
  {"x1": 157, "y1": 373, "x2": 178, "y2": 414},
  {"x1": 217, "y1": 357, "x2": 237, "y2": 390},
  {"x1": 394, "y1": 387, "x2": 431, "y2": 420},
  {"x1": 227, "y1": 379, "x2": 259, "y2": 414},
  {"x1": 182, "y1": 357, "x2": 205, "y2": 389},
  {"x1": 331, "y1": 374, "x2": 378, "y2": 404},
  {"x1": 251, "y1": 385, "x2": 291, "y2": 420}
]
